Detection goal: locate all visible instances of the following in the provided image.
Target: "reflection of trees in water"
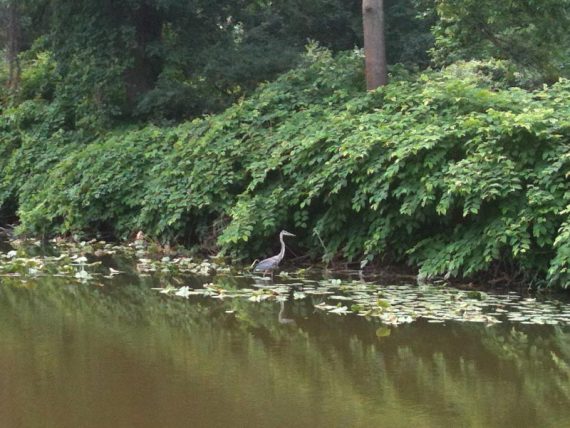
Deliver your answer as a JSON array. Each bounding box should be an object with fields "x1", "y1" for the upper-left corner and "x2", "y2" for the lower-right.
[{"x1": 1, "y1": 279, "x2": 569, "y2": 427}]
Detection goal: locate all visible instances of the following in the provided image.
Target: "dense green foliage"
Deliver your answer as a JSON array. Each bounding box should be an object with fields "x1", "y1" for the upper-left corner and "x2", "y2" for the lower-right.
[
  {"x1": 428, "y1": 0, "x2": 570, "y2": 83},
  {"x1": 0, "y1": 0, "x2": 431, "y2": 124},
  {"x1": 2, "y1": 48, "x2": 569, "y2": 286},
  {"x1": 1, "y1": 1, "x2": 570, "y2": 287}
]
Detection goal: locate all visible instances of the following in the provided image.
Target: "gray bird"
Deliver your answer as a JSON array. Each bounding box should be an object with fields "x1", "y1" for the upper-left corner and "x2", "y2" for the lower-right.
[{"x1": 253, "y1": 230, "x2": 295, "y2": 276}]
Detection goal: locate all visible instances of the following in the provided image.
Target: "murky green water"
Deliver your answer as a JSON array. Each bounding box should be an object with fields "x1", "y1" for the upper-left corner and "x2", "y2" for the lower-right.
[{"x1": 1, "y1": 243, "x2": 570, "y2": 427}]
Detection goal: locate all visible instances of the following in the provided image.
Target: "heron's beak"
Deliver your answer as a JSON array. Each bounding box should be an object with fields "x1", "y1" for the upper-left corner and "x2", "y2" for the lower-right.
[{"x1": 283, "y1": 231, "x2": 296, "y2": 237}]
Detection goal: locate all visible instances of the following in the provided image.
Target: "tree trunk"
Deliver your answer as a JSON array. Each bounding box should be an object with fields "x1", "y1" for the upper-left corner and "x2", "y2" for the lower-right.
[
  {"x1": 362, "y1": 0, "x2": 387, "y2": 90},
  {"x1": 124, "y1": 3, "x2": 163, "y2": 106},
  {"x1": 6, "y1": 0, "x2": 21, "y2": 91}
]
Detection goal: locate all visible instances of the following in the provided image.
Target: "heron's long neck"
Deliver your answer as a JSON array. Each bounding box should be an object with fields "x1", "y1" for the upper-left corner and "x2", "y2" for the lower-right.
[{"x1": 278, "y1": 232, "x2": 286, "y2": 260}]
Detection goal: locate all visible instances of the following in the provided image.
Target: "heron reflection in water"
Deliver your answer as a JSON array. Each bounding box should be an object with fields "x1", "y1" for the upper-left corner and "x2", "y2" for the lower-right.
[
  {"x1": 252, "y1": 230, "x2": 295, "y2": 277},
  {"x1": 278, "y1": 297, "x2": 297, "y2": 325}
]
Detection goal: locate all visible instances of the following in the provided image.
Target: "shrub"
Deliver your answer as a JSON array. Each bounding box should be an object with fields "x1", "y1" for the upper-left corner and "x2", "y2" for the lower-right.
[{"x1": 2, "y1": 48, "x2": 569, "y2": 287}]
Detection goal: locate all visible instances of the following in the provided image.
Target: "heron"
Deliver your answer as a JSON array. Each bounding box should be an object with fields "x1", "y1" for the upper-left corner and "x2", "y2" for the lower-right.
[{"x1": 253, "y1": 230, "x2": 295, "y2": 277}]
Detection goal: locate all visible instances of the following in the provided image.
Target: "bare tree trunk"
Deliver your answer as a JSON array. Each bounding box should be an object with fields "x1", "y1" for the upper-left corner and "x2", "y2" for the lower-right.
[
  {"x1": 6, "y1": 0, "x2": 21, "y2": 91},
  {"x1": 124, "y1": 3, "x2": 162, "y2": 107},
  {"x1": 362, "y1": 0, "x2": 387, "y2": 90}
]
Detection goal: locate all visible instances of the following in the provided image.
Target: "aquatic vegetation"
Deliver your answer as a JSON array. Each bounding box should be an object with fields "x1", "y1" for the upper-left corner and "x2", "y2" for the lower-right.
[
  {"x1": 0, "y1": 238, "x2": 224, "y2": 284},
  {"x1": 1, "y1": 239, "x2": 569, "y2": 328},
  {"x1": 154, "y1": 277, "x2": 570, "y2": 327}
]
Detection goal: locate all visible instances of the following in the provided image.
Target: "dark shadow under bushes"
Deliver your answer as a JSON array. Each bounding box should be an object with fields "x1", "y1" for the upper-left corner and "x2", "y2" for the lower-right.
[{"x1": 1, "y1": 48, "x2": 569, "y2": 287}]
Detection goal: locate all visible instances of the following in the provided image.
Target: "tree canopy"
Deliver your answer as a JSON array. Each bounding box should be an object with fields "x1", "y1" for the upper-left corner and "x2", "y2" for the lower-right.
[{"x1": 1, "y1": 0, "x2": 435, "y2": 122}]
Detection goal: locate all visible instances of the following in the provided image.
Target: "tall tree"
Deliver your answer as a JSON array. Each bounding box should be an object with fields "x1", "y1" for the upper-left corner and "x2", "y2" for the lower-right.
[
  {"x1": 362, "y1": 0, "x2": 387, "y2": 90},
  {"x1": 122, "y1": 1, "x2": 163, "y2": 106},
  {"x1": 5, "y1": 0, "x2": 21, "y2": 90}
]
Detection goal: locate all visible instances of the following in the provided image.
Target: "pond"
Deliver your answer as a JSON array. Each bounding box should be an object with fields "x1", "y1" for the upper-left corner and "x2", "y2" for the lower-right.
[{"x1": 1, "y1": 239, "x2": 570, "y2": 427}]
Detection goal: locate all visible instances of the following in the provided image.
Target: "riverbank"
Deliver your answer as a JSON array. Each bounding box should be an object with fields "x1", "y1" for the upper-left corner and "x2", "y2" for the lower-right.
[
  {"x1": 1, "y1": 50, "x2": 569, "y2": 287},
  {"x1": 2, "y1": 235, "x2": 570, "y2": 324}
]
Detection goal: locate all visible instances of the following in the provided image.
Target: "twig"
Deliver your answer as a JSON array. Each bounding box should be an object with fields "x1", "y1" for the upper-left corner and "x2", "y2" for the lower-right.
[{"x1": 312, "y1": 228, "x2": 330, "y2": 268}]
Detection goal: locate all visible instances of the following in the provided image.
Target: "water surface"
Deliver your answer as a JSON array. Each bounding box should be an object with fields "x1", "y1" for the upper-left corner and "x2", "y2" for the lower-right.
[{"x1": 1, "y1": 245, "x2": 569, "y2": 427}]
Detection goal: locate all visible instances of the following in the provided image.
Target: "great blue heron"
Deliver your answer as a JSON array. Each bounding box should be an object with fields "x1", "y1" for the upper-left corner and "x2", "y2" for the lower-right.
[{"x1": 253, "y1": 230, "x2": 295, "y2": 276}]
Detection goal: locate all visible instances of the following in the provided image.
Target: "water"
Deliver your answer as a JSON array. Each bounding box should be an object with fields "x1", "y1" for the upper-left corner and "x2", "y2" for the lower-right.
[{"x1": 1, "y1": 246, "x2": 570, "y2": 427}]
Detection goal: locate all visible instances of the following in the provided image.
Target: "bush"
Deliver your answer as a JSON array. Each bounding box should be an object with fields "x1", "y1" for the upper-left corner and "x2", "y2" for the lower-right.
[{"x1": 2, "y1": 48, "x2": 569, "y2": 287}]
